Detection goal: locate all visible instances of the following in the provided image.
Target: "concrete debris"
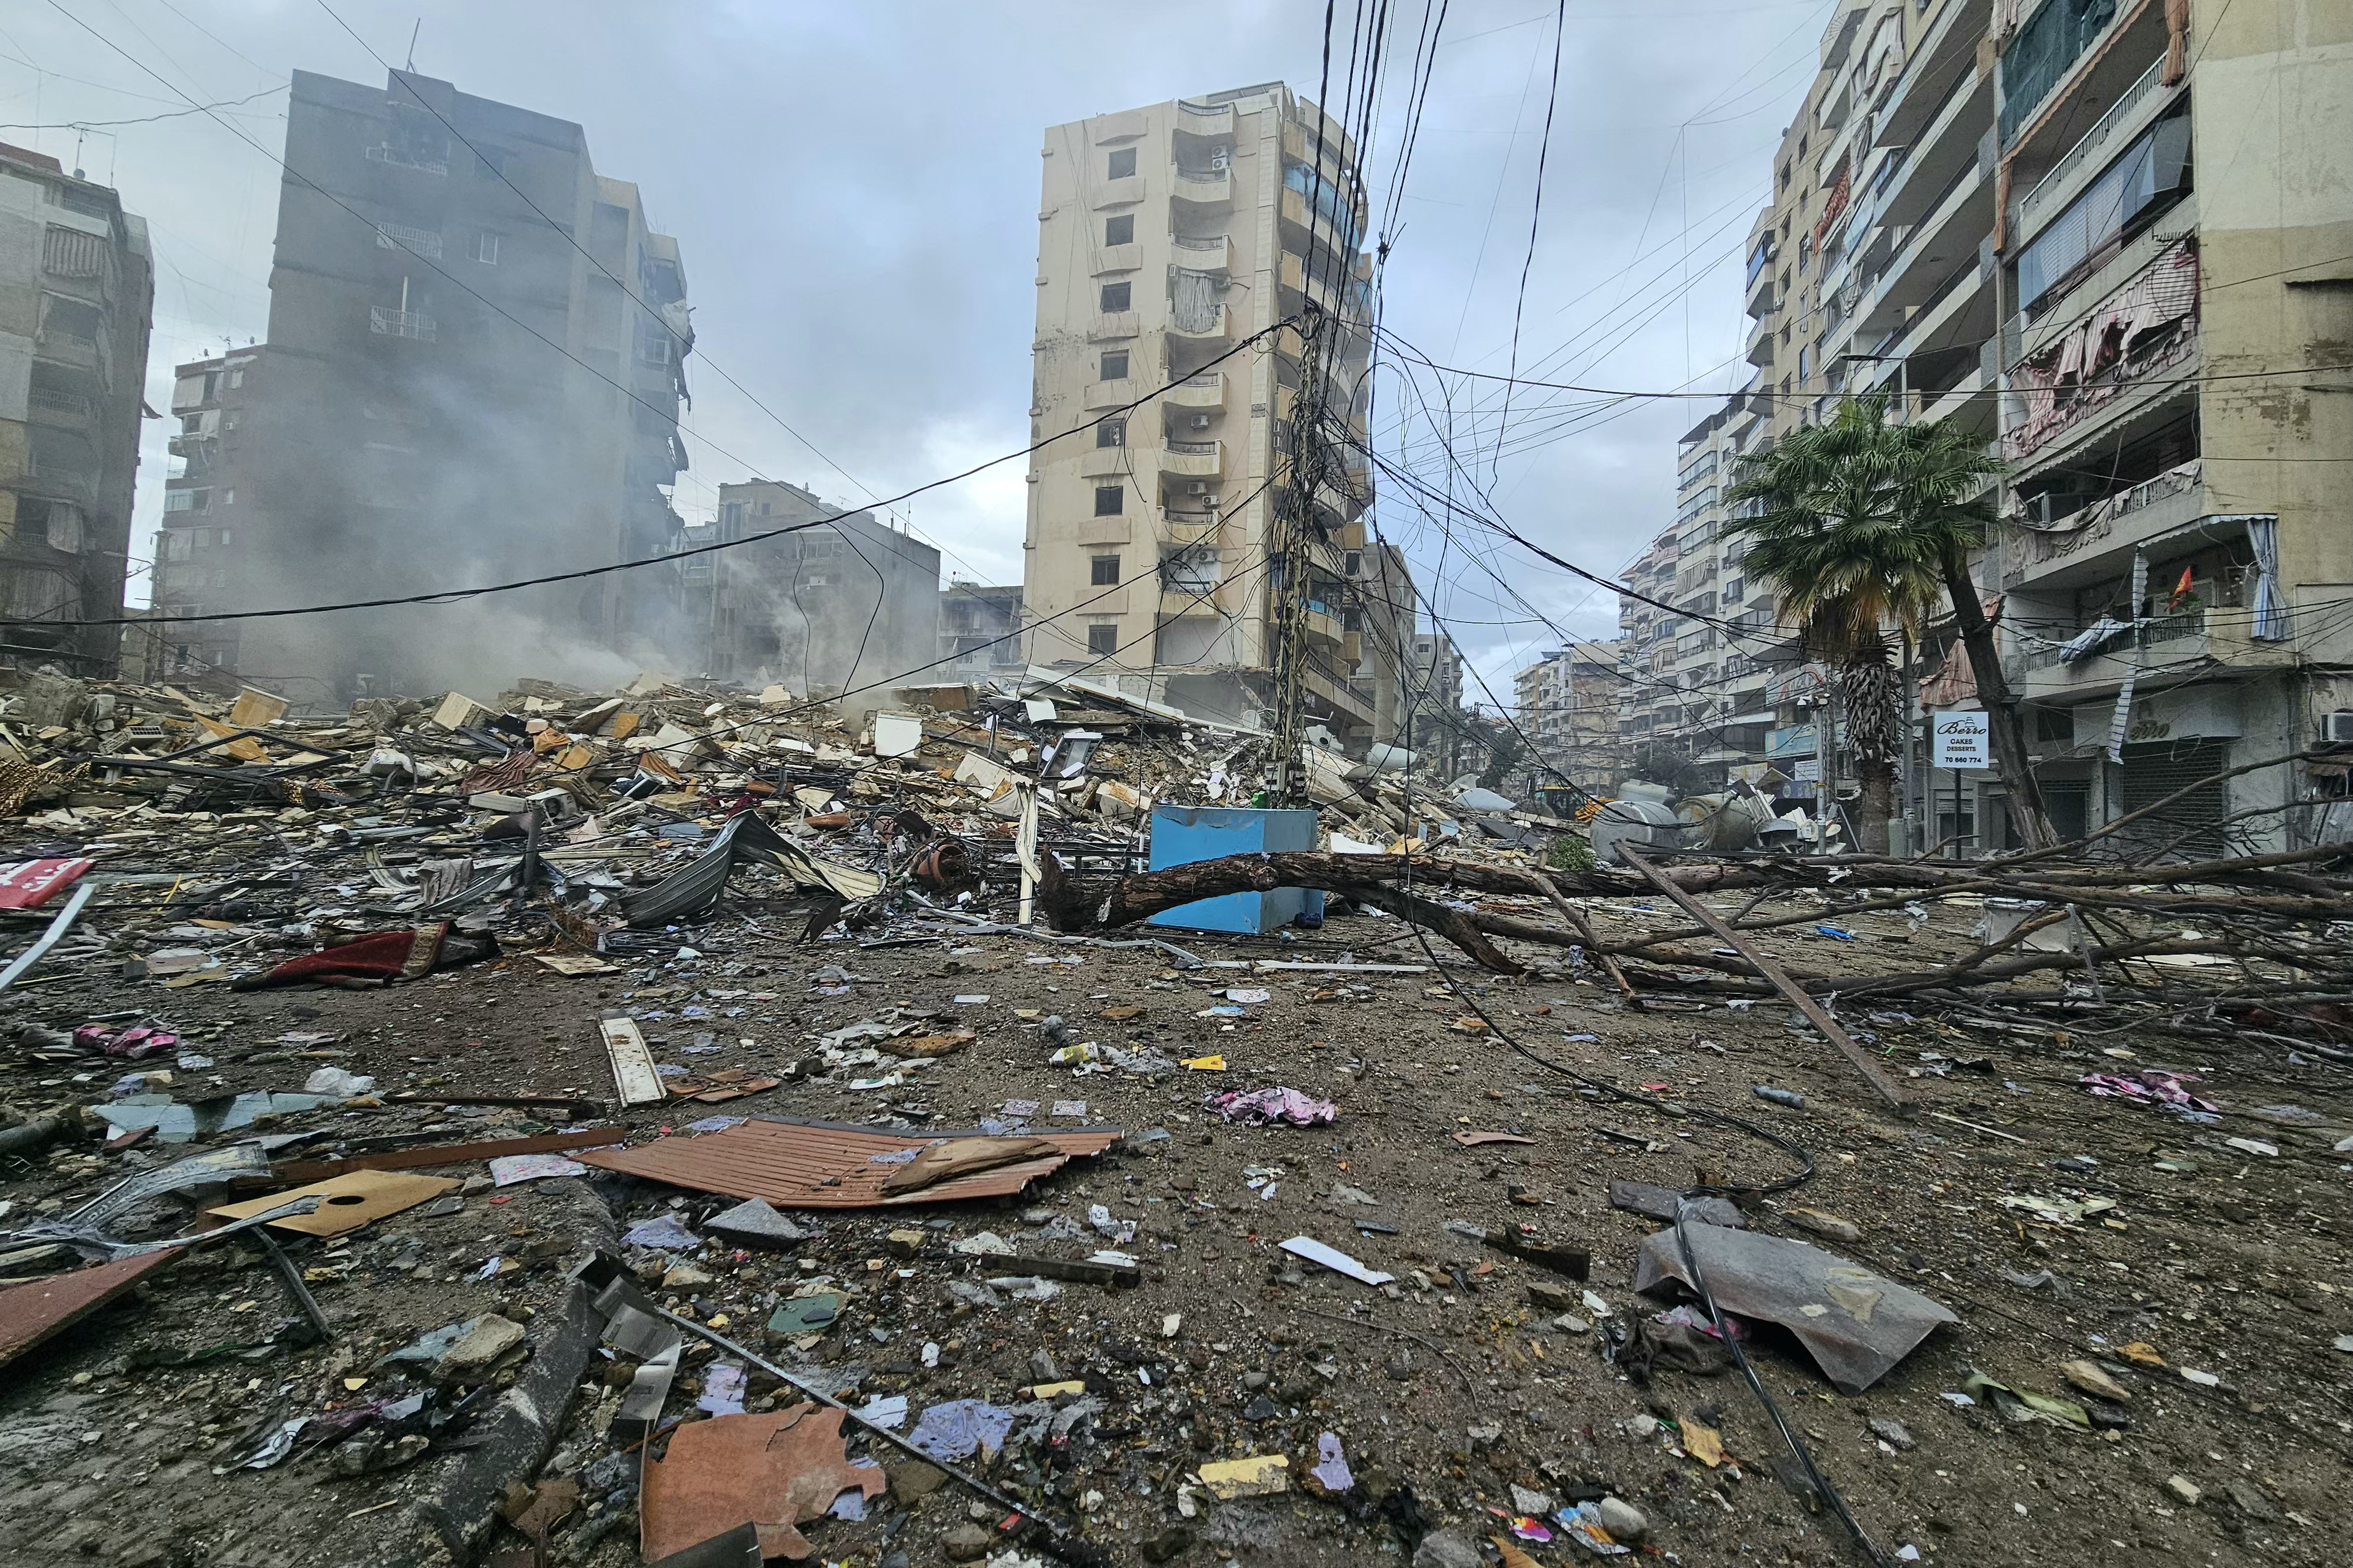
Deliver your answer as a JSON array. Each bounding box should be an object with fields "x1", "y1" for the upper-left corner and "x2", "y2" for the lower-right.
[{"x1": 0, "y1": 659, "x2": 2339, "y2": 1568}]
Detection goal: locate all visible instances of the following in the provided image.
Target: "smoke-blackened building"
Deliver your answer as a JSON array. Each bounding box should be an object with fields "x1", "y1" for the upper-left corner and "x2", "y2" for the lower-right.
[{"x1": 232, "y1": 69, "x2": 689, "y2": 699}]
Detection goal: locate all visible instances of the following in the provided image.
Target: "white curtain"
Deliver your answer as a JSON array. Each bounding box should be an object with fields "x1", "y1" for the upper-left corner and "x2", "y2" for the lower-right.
[
  {"x1": 2247, "y1": 515, "x2": 2289, "y2": 640},
  {"x1": 1171, "y1": 269, "x2": 1220, "y2": 333},
  {"x1": 2106, "y1": 548, "x2": 2148, "y2": 762}
]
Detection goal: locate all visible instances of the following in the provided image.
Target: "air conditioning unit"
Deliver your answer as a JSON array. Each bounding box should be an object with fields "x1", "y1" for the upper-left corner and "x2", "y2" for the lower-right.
[
  {"x1": 1209, "y1": 147, "x2": 1230, "y2": 172},
  {"x1": 1188, "y1": 413, "x2": 1212, "y2": 429},
  {"x1": 2324, "y1": 710, "x2": 2353, "y2": 744},
  {"x1": 1186, "y1": 481, "x2": 1211, "y2": 496}
]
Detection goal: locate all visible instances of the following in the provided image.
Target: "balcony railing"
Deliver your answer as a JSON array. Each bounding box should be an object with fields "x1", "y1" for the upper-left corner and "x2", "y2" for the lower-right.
[
  {"x1": 28, "y1": 387, "x2": 93, "y2": 418},
  {"x1": 364, "y1": 143, "x2": 448, "y2": 175},
  {"x1": 2016, "y1": 55, "x2": 2168, "y2": 236},
  {"x1": 369, "y1": 306, "x2": 437, "y2": 340},
  {"x1": 1172, "y1": 235, "x2": 1225, "y2": 252}
]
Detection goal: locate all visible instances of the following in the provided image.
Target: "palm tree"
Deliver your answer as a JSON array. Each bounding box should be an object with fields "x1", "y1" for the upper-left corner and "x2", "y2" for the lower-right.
[{"x1": 1725, "y1": 392, "x2": 2053, "y2": 853}]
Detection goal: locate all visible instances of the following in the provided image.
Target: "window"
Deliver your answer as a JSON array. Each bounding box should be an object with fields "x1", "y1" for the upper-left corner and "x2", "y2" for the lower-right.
[
  {"x1": 41, "y1": 296, "x2": 102, "y2": 342},
  {"x1": 1104, "y1": 214, "x2": 1134, "y2": 247},
  {"x1": 1099, "y1": 281, "x2": 1131, "y2": 312},
  {"x1": 1106, "y1": 147, "x2": 1137, "y2": 179},
  {"x1": 221, "y1": 488, "x2": 235, "y2": 507},
  {"x1": 227, "y1": 366, "x2": 244, "y2": 388},
  {"x1": 1091, "y1": 554, "x2": 1121, "y2": 585},
  {"x1": 1099, "y1": 351, "x2": 1129, "y2": 380},
  {"x1": 1096, "y1": 417, "x2": 1125, "y2": 448},
  {"x1": 1093, "y1": 485, "x2": 1124, "y2": 516},
  {"x1": 165, "y1": 489, "x2": 208, "y2": 513},
  {"x1": 473, "y1": 231, "x2": 501, "y2": 264},
  {"x1": 1087, "y1": 623, "x2": 1120, "y2": 655}
]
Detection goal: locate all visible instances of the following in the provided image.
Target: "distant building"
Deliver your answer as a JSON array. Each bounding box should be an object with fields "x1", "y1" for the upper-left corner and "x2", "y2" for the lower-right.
[
  {"x1": 1405, "y1": 626, "x2": 1467, "y2": 775},
  {"x1": 1616, "y1": 401, "x2": 1778, "y2": 793},
  {"x1": 1516, "y1": 640, "x2": 1625, "y2": 795},
  {"x1": 697, "y1": 479, "x2": 938, "y2": 705},
  {"x1": 231, "y1": 69, "x2": 690, "y2": 699},
  {"x1": 0, "y1": 141, "x2": 153, "y2": 675},
  {"x1": 1022, "y1": 82, "x2": 1381, "y2": 740},
  {"x1": 939, "y1": 580, "x2": 1023, "y2": 678},
  {"x1": 146, "y1": 348, "x2": 266, "y2": 682}
]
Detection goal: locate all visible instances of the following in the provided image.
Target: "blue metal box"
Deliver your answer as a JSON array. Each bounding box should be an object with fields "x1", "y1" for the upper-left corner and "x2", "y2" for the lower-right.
[{"x1": 1145, "y1": 805, "x2": 1325, "y2": 933}]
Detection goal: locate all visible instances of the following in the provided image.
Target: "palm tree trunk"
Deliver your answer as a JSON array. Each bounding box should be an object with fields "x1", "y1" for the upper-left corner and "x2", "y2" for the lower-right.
[
  {"x1": 1839, "y1": 646, "x2": 1900, "y2": 855},
  {"x1": 1942, "y1": 554, "x2": 2057, "y2": 850}
]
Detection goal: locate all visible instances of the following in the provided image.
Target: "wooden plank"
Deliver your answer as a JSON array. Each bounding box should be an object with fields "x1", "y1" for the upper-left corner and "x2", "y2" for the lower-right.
[
  {"x1": 275, "y1": 1125, "x2": 625, "y2": 1183},
  {"x1": 601, "y1": 1015, "x2": 666, "y2": 1106},
  {"x1": 1619, "y1": 846, "x2": 1910, "y2": 1113}
]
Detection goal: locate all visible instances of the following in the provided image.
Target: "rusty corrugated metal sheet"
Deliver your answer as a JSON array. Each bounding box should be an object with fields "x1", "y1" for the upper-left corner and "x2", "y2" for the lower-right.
[
  {"x1": 0, "y1": 1250, "x2": 178, "y2": 1370},
  {"x1": 576, "y1": 1116, "x2": 1122, "y2": 1208}
]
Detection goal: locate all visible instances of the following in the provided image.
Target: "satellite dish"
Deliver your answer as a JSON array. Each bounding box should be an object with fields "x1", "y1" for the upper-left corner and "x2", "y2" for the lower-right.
[{"x1": 1587, "y1": 798, "x2": 1689, "y2": 866}]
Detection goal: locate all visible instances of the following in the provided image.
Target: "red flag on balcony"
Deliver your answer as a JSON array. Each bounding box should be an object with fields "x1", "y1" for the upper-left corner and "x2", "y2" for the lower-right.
[{"x1": 2167, "y1": 565, "x2": 2195, "y2": 610}]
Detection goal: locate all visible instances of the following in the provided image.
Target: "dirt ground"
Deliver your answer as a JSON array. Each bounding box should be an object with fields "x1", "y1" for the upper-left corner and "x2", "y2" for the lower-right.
[{"x1": 2, "y1": 886, "x2": 2348, "y2": 1568}]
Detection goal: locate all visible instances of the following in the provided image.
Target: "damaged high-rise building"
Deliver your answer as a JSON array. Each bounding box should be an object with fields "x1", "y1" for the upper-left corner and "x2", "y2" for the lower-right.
[
  {"x1": 224, "y1": 69, "x2": 689, "y2": 699},
  {"x1": 1022, "y1": 84, "x2": 1400, "y2": 745},
  {"x1": 0, "y1": 141, "x2": 153, "y2": 675}
]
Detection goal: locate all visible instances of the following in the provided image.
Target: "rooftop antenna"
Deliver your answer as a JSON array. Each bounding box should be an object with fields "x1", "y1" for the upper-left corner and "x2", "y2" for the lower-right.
[{"x1": 405, "y1": 19, "x2": 420, "y2": 72}]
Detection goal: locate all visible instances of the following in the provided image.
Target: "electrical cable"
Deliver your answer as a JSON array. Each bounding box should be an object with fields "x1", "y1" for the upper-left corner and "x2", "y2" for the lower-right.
[{"x1": 6, "y1": 316, "x2": 1297, "y2": 631}]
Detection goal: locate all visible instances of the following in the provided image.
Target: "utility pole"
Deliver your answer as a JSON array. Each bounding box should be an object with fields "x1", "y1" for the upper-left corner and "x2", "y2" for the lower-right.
[{"x1": 1267, "y1": 306, "x2": 1329, "y2": 804}]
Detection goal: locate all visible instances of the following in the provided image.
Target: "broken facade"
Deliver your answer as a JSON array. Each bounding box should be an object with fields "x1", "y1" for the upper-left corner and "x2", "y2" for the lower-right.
[
  {"x1": 691, "y1": 479, "x2": 940, "y2": 711},
  {"x1": 0, "y1": 141, "x2": 153, "y2": 676},
  {"x1": 1707, "y1": 0, "x2": 2352, "y2": 853},
  {"x1": 224, "y1": 69, "x2": 692, "y2": 700}
]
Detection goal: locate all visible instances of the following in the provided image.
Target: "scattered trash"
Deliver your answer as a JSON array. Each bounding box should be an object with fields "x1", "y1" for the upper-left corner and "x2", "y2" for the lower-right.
[
  {"x1": 1209, "y1": 1087, "x2": 1338, "y2": 1126},
  {"x1": 638, "y1": 1405, "x2": 885, "y2": 1560}
]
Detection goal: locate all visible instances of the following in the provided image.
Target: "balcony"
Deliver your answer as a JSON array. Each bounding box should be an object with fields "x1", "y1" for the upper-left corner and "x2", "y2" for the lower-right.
[
  {"x1": 1747, "y1": 319, "x2": 1778, "y2": 369},
  {"x1": 369, "y1": 306, "x2": 436, "y2": 341},
  {"x1": 1279, "y1": 188, "x2": 1354, "y2": 260},
  {"x1": 2000, "y1": 0, "x2": 2134, "y2": 148},
  {"x1": 1160, "y1": 507, "x2": 1222, "y2": 543},
  {"x1": 1305, "y1": 603, "x2": 1344, "y2": 645},
  {"x1": 364, "y1": 143, "x2": 447, "y2": 175},
  {"x1": 1876, "y1": 0, "x2": 1987, "y2": 149},
  {"x1": 1161, "y1": 441, "x2": 1225, "y2": 479},
  {"x1": 1175, "y1": 99, "x2": 1235, "y2": 136},
  {"x1": 1171, "y1": 233, "x2": 1235, "y2": 272},
  {"x1": 1084, "y1": 378, "x2": 1136, "y2": 411},
  {"x1": 2004, "y1": 264, "x2": 2198, "y2": 465},
  {"x1": 1089, "y1": 311, "x2": 1139, "y2": 342},
  {"x1": 1168, "y1": 305, "x2": 1229, "y2": 345},
  {"x1": 2001, "y1": 463, "x2": 2219, "y2": 591},
  {"x1": 1166, "y1": 372, "x2": 1227, "y2": 413},
  {"x1": 1172, "y1": 168, "x2": 1232, "y2": 208},
  {"x1": 2013, "y1": 608, "x2": 2279, "y2": 702},
  {"x1": 1081, "y1": 445, "x2": 1139, "y2": 478},
  {"x1": 2011, "y1": 54, "x2": 2177, "y2": 248},
  {"x1": 29, "y1": 386, "x2": 95, "y2": 426},
  {"x1": 1092, "y1": 174, "x2": 1143, "y2": 208}
]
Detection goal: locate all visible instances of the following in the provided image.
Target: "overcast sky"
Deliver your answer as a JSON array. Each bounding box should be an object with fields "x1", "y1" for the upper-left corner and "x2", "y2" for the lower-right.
[{"x1": 2, "y1": 0, "x2": 1837, "y2": 700}]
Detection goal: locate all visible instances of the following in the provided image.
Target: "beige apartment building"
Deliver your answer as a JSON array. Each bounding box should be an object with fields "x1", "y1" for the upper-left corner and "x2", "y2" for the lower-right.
[
  {"x1": 1730, "y1": 0, "x2": 2351, "y2": 854},
  {"x1": 1515, "y1": 639, "x2": 1627, "y2": 796},
  {"x1": 1022, "y1": 83, "x2": 1396, "y2": 743}
]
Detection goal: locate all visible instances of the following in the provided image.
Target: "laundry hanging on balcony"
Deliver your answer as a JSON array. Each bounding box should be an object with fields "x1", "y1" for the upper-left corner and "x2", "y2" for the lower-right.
[{"x1": 2058, "y1": 616, "x2": 2132, "y2": 663}]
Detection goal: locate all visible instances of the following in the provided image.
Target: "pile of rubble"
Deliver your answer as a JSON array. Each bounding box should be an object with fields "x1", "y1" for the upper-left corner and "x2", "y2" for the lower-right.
[{"x1": 1, "y1": 659, "x2": 2342, "y2": 1568}]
